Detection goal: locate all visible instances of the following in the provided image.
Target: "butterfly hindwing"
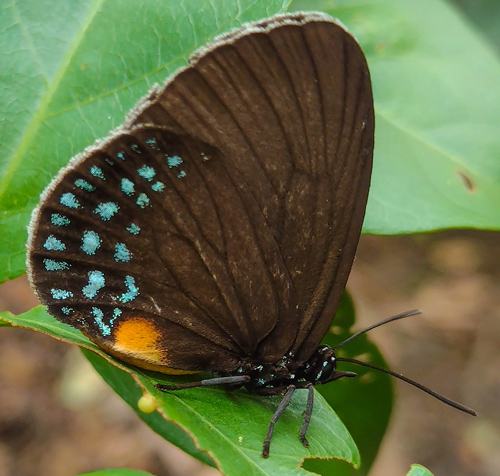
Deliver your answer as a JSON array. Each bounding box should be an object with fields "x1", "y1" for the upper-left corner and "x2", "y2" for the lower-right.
[{"x1": 27, "y1": 125, "x2": 302, "y2": 372}]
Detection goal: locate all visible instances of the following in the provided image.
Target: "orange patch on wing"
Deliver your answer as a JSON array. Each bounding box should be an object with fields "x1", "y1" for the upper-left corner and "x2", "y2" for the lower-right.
[
  {"x1": 113, "y1": 317, "x2": 164, "y2": 362},
  {"x1": 93, "y1": 317, "x2": 198, "y2": 375}
]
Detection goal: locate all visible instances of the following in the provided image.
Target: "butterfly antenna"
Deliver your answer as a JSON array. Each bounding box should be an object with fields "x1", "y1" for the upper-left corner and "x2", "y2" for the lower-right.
[
  {"x1": 333, "y1": 309, "x2": 476, "y2": 416},
  {"x1": 337, "y1": 357, "x2": 476, "y2": 416},
  {"x1": 333, "y1": 309, "x2": 422, "y2": 350}
]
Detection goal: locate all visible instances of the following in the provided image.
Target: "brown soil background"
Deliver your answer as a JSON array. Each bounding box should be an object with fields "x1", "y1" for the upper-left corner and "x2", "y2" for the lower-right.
[{"x1": 1, "y1": 230, "x2": 498, "y2": 476}]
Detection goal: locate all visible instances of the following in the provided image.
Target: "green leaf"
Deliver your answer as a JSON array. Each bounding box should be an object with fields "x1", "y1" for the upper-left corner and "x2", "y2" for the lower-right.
[
  {"x1": 1, "y1": 308, "x2": 360, "y2": 475},
  {"x1": 406, "y1": 464, "x2": 435, "y2": 476},
  {"x1": 79, "y1": 469, "x2": 155, "y2": 476},
  {"x1": 81, "y1": 348, "x2": 216, "y2": 470},
  {"x1": 0, "y1": 0, "x2": 291, "y2": 283},
  {"x1": 291, "y1": 0, "x2": 500, "y2": 234}
]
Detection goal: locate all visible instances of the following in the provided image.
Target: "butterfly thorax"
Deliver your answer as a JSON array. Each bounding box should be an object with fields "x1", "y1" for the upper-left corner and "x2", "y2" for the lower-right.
[{"x1": 231, "y1": 345, "x2": 339, "y2": 396}]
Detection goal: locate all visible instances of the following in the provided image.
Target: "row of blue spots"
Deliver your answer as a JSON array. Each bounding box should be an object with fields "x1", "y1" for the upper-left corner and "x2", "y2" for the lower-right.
[
  {"x1": 82, "y1": 270, "x2": 105, "y2": 299},
  {"x1": 44, "y1": 235, "x2": 66, "y2": 251},
  {"x1": 119, "y1": 275, "x2": 139, "y2": 303},
  {"x1": 137, "y1": 165, "x2": 156, "y2": 182},
  {"x1": 105, "y1": 158, "x2": 114, "y2": 166},
  {"x1": 114, "y1": 243, "x2": 132, "y2": 262},
  {"x1": 117, "y1": 151, "x2": 125, "y2": 160},
  {"x1": 90, "y1": 166, "x2": 105, "y2": 180},
  {"x1": 80, "y1": 229, "x2": 136, "y2": 256},
  {"x1": 94, "y1": 201, "x2": 119, "y2": 221},
  {"x1": 121, "y1": 178, "x2": 135, "y2": 196},
  {"x1": 74, "y1": 178, "x2": 95, "y2": 192},
  {"x1": 51, "y1": 213, "x2": 70, "y2": 226},
  {"x1": 130, "y1": 144, "x2": 141, "y2": 154},
  {"x1": 123, "y1": 176, "x2": 164, "y2": 195},
  {"x1": 51, "y1": 288, "x2": 73, "y2": 300},
  {"x1": 60, "y1": 192, "x2": 81, "y2": 209},
  {"x1": 44, "y1": 259, "x2": 69, "y2": 271},
  {"x1": 81, "y1": 230, "x2": 101, "y2": 255},
  {"x1": 136, "y1": 193, "x2": 150, "y2": 208},
  {"x1": 61, "y1": 306, "x2": 73, "y2": 315},
  {"x1": 126, "y1": 223, "x2": 140, "y2": 235},
  {"x1": 52, "y1": 274, "x2": 137, "y2": 305},
  {"x1": 177, "y1": 170, "x2": 186, "y2": 179}
]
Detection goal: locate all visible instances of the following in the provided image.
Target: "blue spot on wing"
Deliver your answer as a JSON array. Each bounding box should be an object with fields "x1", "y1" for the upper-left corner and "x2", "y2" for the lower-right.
[
  {"x1": 51, "y1": 214, "x2": 70, "y2": 226},
  {"x1": 60, "y1": 192, "x2": 80, "y2": 209},
  {"x1": 114, "y1": 243, "x2": 132, "y2": 262},
  {"x1": 74, "y1": 179, "x2": 95, "y2": 192},
  {"x1": 151, "y1": 181, "x2": 165, "y2": 192},
  {"x1": 121, "y1": 178, "x2": 135, "y2": 196},
  {"x1": 44, "y1": 235, "x2": 66, "y2": 251},
  {"x1": 51, "y1": 289, "x2": 73, "y2": 300},
  {"x1": 91, "y1": 307, "x2": 111, "y2": 336},
  {"x1": 81, "y1": 230, "x2": 101, "y2": 255},
  {"x1": 94, "y1": 202, "x2": 119, "y2": 221},
  {"x1": 126, "y1": 223, "x2": 140, "y2": 235},
  {"x1": 145, "y1": 138, "x2": 159, "y2": 150},
  {"x1": 137, "y1": 165, "x2": 156, "y2": 182},
  {"x1": 44, "y1": 259, "x2": 70, "y2": 271},
  {"x1": 90, "y1": 166, "x2": 105, "y2": 179},
  {"x1": 136, "y1": 193, "x2": 150, "y2": 208},
  {"x1": 82, "y1": 270, "x2": 105, "y2": 299},
  {"x1": 119, "y1": 275, "x2": 139, "y2": 303},
  {"x1": 110, "y1": 308, "x2": 122, "y2": 326},
  {"x1": 167, "y1": 155, "x2": 183, "y2": 168}
]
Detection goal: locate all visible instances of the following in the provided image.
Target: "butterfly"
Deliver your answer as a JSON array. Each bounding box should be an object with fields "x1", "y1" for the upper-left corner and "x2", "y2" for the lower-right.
[{"x1": 26, "y1": 12, "x2": 474, "y2": 458}]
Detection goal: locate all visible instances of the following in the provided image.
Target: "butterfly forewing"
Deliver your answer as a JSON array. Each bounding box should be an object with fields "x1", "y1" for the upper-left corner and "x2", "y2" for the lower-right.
[
  {"x1": 129, "y1": 13, "x2": 374, "y2": 363},
  {"x1": 28, "y1": 12, "x2": 374, "y2": 373}
]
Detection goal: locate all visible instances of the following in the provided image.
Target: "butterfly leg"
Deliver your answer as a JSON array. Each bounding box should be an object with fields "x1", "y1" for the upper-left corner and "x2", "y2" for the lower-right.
[
  {"x1": 299, "y1": 383, "x2": 314, "y2": 448},
  {"x1": 156, "y1": 375, "x2": 250, "y2": 391},
  {"x1": 262, "y1": 384, "x2": 296, "y2": 458},
  {"x1": 297, "y1": 372, "x2": 356, "y2": 449}
]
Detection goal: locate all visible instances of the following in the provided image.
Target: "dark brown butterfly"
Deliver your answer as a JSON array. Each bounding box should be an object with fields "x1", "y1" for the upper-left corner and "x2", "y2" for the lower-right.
[{"x1": 26, "y1": 12, "x2": 475, "y2": 458}]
